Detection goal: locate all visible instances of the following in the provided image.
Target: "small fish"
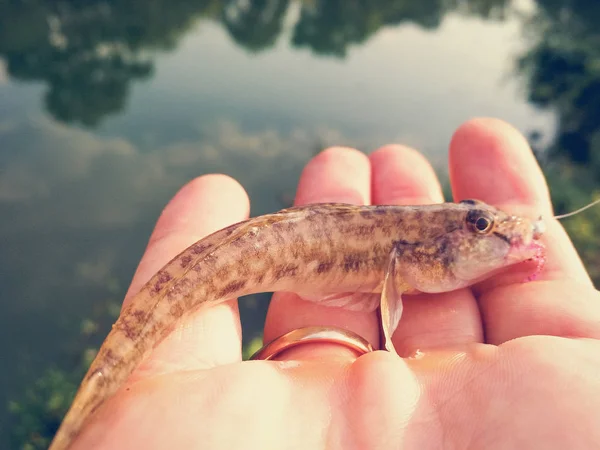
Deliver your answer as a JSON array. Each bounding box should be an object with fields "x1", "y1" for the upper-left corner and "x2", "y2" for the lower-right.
[{"x1": 50, "y1": 199, "x2": 548, "y2": 449}]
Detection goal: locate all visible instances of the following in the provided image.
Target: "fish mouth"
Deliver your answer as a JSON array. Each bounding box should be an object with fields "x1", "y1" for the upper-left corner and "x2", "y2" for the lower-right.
[
  {"x1": 505, "y1": 240, "x2": 546, "y2": 281},
  {"x1": 467, "y1": 240, "x2": 546, "y2": 291},
  {"x1": 506, "y1": 240, "x2": 542, "y2": 261}
]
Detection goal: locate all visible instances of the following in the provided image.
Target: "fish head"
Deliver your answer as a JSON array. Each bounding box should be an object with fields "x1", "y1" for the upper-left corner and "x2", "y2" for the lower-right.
[{"x1": 446, "y1": 199, "x2": 546, "y2": 284}]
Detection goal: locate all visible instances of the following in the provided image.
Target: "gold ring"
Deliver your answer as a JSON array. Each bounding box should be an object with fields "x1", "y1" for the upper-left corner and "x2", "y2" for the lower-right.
[{"x1": 249, "y1": 326, "x2": 374, "y2": 360}]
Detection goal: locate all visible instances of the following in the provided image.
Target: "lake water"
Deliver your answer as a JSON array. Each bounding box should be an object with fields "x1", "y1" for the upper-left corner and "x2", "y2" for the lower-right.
[{"x1": 2, "y1": 0, "x2": 599, "y2": 447}]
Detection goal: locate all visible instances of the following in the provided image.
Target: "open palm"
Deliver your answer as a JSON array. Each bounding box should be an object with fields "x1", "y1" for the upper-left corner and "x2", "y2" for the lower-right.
[{"x1": 71, "y1": 118, "x2": 600, "y2": 449}]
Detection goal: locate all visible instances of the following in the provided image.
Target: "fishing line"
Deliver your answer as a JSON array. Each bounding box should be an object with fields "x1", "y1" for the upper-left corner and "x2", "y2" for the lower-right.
[{"x1": 554, "y1": 197, "x2": 600, "y2": 220}]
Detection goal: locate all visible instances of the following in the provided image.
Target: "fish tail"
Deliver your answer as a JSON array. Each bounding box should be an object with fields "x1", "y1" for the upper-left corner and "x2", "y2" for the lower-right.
[{"x1": 48, "y1": 215, "x2": 275, "y2": 449}]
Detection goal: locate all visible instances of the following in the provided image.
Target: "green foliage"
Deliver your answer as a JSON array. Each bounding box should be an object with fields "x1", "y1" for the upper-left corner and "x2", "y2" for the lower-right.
[
  {"x1": 8, "y1": 368, "x2": 76, "y2": 450},
  {"x1": 7, "y1": 301, "x2": 112, "y2": 449},
  {"x1": 517, "y1": 0, "x2": 600, "y2": 167},
  {"x1": 7, "y1": 355, "x2": 92, "y2": 450},
  {"x1": 544, "y1": 160, "x2": 600, "y2": 284},
  {"x1": 516, "y1": 0, "x2": 600, "y2": 285},
  {"x1": 242, "y1": 334, "x2": 265, "y2": 360},
  {"x1": 8, "y1": 330, "x2": 263, "y2": 448}
]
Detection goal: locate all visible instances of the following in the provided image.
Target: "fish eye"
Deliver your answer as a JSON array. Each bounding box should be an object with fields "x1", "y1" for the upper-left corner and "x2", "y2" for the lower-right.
[{"x1": 466, "y1": 210, "x2": 495, "y2": 234}]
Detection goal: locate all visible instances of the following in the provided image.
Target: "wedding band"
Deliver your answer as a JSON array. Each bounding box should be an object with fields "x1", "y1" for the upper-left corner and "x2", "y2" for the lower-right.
[{"x1": 249, "y1": 326, "x2": 374, "y2": 360}]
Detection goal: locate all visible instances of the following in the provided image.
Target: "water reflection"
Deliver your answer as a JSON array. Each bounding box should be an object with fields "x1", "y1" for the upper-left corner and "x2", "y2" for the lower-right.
[
  {"x1": 0, "y1": 118, "x2": 332, "y2": 233},
  {"x1": 1, "y1": 0, "x2": 516, "y2": 126},
  {"x1": 292, "y1": 0, "x2": 512, "y2": 56}
]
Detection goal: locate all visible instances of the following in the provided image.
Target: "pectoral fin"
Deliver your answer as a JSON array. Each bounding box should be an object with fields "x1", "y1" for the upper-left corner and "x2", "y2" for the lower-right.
[
  {"x1": 298, "y1": 292, "x2": 381, "y2": 312},
  {"x1": 380, "y1": 248, "x2": 405, "y2": 355}
]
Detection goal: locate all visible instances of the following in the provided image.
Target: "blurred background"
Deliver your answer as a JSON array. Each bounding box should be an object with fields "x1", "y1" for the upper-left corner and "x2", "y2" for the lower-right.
[{"x1": 1, "y1": 0, "x2": 599, "y2": 447}]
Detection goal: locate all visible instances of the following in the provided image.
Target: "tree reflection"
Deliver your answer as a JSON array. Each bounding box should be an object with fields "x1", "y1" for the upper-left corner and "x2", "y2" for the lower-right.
[
  {"x1": 0, "y1": 0, "x2": 512, "y2": 126},
  {"x1": 292, "y1": 0, "x2": 510, "y2": 57},
  {"x1": 222, "y1": 0, "x2": 291, "y2": 51},
  {"x1": 0, "y1": 0, "x2": 218, "y2": 126}
]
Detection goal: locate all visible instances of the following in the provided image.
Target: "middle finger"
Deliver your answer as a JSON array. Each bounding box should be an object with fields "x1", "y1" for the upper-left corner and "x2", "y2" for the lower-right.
[{"x1": 263, "y1": 147, "x2": 381, "y2": 359}]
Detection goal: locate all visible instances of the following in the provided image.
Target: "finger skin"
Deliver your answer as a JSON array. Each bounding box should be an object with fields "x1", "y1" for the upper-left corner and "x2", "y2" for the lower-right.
[
  {"x1": 124, "y1": 174, "x2": 251, "y2": 377},
  {"x1": 449, "y1": 118, "x2": 597, "y2": 343},
  {"x1": 369, "y1": 145, "x2": 484, "y2": 355},
  {"x1": 264, "y1": 147, "x2": 381, "y2": 358},
  {"x1": 480, "y1": 281, "x2": 600, "y2": 343},
  {"x1": 369, "y1": 144, "x2": 445, "y2": 206}
]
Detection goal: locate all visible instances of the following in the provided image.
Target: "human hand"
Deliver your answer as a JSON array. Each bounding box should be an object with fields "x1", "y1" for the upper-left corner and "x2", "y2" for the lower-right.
[{"x1": 72, "y1": 118, "x2": 600, "y2": 449}]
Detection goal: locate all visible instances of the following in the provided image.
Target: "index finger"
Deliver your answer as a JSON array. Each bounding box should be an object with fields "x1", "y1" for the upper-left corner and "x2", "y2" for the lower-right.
[
  {"x1": 449, "y1": 117, "x2": 591, "y2": 284},
  {"x1": 449, "y1": 118, "x2": 598, "y2": 343}
]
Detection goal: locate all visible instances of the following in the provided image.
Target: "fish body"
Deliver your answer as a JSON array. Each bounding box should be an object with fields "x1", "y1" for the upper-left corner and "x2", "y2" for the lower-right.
[{"x1": 49, "y1": 200, "x2": 545, "y2": 450}]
